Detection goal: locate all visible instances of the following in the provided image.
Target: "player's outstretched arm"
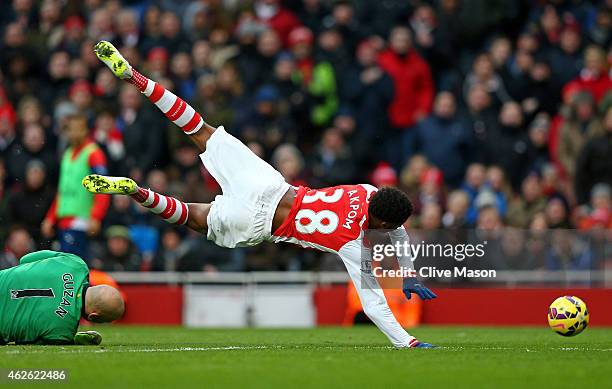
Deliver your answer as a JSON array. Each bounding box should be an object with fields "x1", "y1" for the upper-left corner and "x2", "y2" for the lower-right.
[
  {"x1": 82, "y1": 175, "x2": 210, "y2": 234},
  {"x1": 340, "y1": 241, "x2": 437, "y2": 348},
  {"x1": 94, "y1": 41, "x2": 215, "y2": 152},
  {"x1": 388, "y1": 228, "x2": 437, "y2": 301}
]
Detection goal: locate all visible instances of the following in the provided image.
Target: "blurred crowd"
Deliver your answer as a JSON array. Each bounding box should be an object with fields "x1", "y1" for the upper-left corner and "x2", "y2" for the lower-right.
[{"x1": 0, "y1": 0, "x2": 610, "y2": 273}]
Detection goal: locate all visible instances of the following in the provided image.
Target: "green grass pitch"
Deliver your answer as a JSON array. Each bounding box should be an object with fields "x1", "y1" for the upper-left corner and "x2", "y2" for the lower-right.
[{"x1": 1, "y1": 326, "x2": 611, "y2": 388}]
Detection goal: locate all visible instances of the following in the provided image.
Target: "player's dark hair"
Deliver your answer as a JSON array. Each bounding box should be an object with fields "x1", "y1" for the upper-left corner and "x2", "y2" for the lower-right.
[{"x1": 369, "y1": 187, "x2": 413, "y2": 226}]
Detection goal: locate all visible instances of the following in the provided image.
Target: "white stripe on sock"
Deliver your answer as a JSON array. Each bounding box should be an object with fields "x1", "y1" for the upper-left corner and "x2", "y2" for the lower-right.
[
  {"x1": 184, "y1": 118, "x2": 204, "y2": 135},
  {"x1": 150, "y1": 195, "x2": 167, "y2": 214},
  {"x1": 174, "y1": 105, "x2": 196, "y2": 127},
  {"x1": 155, "y1": 90, "x2": 176, "y2": 113},
  {"x1": 143, "y1": 79, "x2": 155, "y2": 97},
  {"x1": 141, "y1": 189, "x2": 155, "y2": 206}
]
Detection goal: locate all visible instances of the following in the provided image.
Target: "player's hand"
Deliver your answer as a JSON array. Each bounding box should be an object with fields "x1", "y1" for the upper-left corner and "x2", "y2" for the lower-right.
[
  {"x1": 403, "y1": 277, "x2": 437, "y2": 300},
  {"x1": 41, "y1": 220, "x2": 54, "y2": 238},
  {"x1": 74, "y1": 331, "x2": 102, "y2": 345},
  {"x1": 87, "y1": 219, "x2": 101, "y2": 236}
]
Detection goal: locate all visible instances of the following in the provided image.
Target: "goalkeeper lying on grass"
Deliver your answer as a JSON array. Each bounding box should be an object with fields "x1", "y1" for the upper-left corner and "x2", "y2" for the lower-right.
[{"x1": 0, "y1": 250, "x2": 124, "y2": 345}]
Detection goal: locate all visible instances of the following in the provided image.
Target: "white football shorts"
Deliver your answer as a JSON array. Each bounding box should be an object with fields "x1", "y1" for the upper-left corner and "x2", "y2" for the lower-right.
[{"x1": 200, "y1": 126, "x2": 291, "y2": 248}]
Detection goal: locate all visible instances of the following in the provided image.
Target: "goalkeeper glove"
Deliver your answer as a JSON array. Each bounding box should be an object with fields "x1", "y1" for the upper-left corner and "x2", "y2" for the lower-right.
[{"x1": 74, "y1": 331, "x2": 102, "y2": 345}]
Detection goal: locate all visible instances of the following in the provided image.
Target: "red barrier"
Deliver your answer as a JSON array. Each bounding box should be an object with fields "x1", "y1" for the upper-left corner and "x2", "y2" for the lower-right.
[
  {"x1": 313, "y1": 286, "x2": 612, "y2": 326},
  {"x1": 115, "y1": 284, "x2": 612, "y2": 327},
  {"x1": 422, "y1": 288, "x2": 612, "y2": 326},
  {"x1": 117, "y1": 285, "x2": 183, "y2": 325},
  {"x1": 313, "y1": 284, "x2": 348, "y2": 325}
]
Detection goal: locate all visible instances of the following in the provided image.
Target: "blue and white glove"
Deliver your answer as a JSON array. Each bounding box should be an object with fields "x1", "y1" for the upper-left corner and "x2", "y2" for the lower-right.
[{"x1": 403, "y1": 277, "x2": 437, "y2": 300}]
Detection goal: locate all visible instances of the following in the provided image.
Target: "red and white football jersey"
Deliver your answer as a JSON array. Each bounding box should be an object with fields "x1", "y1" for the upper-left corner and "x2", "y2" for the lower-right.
[{"x1": 272, "y1": 184, "x2": 378, "y2": 253}]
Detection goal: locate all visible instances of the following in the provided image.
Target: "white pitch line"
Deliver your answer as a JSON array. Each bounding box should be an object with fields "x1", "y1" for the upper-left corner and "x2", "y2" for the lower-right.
[
  {"x1": 3, "y1": 345, "x2": 273, "y2": 354},
  {"x1": 3, "y1": 345, "x2": 612, "y2": 354},
  {"x1": 443, "y1": 346, "x2": 612, "y2": 352},
  {"x1": 102, "y1": 346, "x2": 273, "y2": 353},
  {"x1": 557, "y1": 347, "x2": 612, "y2": 352},
  {"x1": 2, "y1": 345, "x2": 396, "y2": 354}
]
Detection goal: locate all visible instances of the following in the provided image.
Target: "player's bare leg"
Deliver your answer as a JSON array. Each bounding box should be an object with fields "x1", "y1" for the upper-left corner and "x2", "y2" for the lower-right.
[
  {"x1": 82, "y1": 174, "x2": 210, "y2": 233},
  {"x1": 94, "y1": 40, "x2": 213, "y2": 152}
]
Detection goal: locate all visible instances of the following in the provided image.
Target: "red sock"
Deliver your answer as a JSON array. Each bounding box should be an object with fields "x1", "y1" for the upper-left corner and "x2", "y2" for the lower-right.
[
  {"x1": 127, "y1": 69, "x2": 204, "y2": 135},
  {"x1": 131, "y1": 188, "x2": 189, "y2": 225}
]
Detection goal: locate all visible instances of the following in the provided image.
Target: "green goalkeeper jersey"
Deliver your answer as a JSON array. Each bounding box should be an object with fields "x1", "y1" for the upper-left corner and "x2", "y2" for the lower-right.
[{"x1": 0, "y1": 250, "x2": 89, "y2": 345}]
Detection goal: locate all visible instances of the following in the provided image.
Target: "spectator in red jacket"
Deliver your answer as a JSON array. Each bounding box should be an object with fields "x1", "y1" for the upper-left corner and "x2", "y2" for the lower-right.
[
  {"x1": 254, "y1": 0, "x2": 301, "y2": 47},
  {"x1": 0, "y1": 86, "x2": 16, "y2": 152},
  {"x1": 288, "y1": 26, "x2": 314, "y2": 84},
  {"x1": 378, "y1": 26, "x2": 434, "y2": 170},
  {"x1": 564, "y1": 45, "x2": 611, "y2": 104}
]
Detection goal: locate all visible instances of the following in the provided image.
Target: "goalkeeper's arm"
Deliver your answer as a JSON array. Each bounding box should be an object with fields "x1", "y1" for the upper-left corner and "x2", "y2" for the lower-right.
[
  {"x1": 73, "y1": 331, "x2": 102, "y2": 345},
  {"x1": 33, "y1": 331, "x2": 102, "y2": 345}
]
